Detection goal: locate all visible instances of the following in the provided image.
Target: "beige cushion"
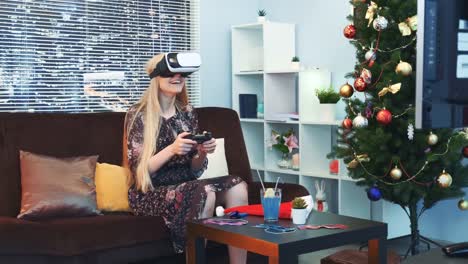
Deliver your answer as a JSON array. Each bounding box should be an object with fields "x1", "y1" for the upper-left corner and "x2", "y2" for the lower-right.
[
  {"x1": 17, "y1": 150, "x2": 100, "y2": 220},
  {"x1": 199, "y1": 138, "x2": 229, "y2": 179}
]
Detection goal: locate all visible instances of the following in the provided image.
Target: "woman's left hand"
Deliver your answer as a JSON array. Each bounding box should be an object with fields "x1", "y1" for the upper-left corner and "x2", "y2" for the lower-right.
[{"x1": 197, "y1": 138, "x2": 216, "y2": 154}]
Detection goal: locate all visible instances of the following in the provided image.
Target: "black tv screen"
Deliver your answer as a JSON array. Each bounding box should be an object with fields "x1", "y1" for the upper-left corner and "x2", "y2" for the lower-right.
[{"x1": 416, "y1": 0, "x2": 468, "y2": 128}]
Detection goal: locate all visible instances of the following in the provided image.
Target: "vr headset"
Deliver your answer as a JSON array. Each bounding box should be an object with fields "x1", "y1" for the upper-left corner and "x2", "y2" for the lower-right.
[{"x1": 149, "y1": 52, "x2": 201, "y2": 79}]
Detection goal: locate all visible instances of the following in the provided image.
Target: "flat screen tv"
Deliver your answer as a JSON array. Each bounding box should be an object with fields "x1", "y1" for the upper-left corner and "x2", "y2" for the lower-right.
[{"x1": 416, "y1": 0, "x2": 468, "y2": 128}]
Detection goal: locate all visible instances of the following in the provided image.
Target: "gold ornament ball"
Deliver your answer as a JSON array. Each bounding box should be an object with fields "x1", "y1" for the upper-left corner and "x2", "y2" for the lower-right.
[
  {"x1": 437, "y1": 170, "x2": 452, "y2": 188},
  {"x1": 339, "y1": 83, "x2": 354, "y2": 98},
  {"x1": 458, "y1": 199, "x2": 468, "y2": 211},
  {"x1": 390, "y1": 166, "x2": 402, "y2": 180},
  {"x1": 395, "y1": 61, "x2": 413, "y2": 76},
  {"x1": 427, "y1": 132, "x2": 438, "y2": 145}
]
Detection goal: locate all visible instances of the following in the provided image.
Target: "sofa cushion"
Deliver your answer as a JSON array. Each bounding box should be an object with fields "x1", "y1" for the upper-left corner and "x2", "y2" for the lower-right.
[
  {"x1": 0, "y1": 215, "x2": 170, "y2": 256},
  {"x1": 199, "y1": 138, "x2": 229, "y2": 180},
  {"x1": 18, "y1": 151, "x2": 101, "y2": 220},
  {"x1": 95, "y1": 163, "x2": 132, "y2": 212}
]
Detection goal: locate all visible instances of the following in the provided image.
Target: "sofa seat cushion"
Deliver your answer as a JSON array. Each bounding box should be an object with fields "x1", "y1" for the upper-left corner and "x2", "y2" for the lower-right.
[{"x1": 0, "y1": 215, "x2": 170, "y2": 256}]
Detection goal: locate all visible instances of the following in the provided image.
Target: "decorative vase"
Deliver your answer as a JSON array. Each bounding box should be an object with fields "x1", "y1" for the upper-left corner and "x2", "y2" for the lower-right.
[
  {"x1": 257, "y1": 16, "x2": 266, "y2": 23},
  {"x1": 291, "y1": 61, "x2": 300, "y2": 71},
  {"x1": 291, "y1": 208, "x2": 308, "y2": 224},
  {"x1": 277, "y1": 153, "x2": 291, "y2": 169},
  {"x1": 291, "y1": 153, "x2": 300, "y2": 171},
  {"x1": 317, "y1": 104, "x2": 336, "y2": 122}
]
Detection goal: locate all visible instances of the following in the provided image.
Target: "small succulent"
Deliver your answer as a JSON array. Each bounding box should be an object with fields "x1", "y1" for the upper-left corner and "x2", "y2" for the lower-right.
[
  {"x1": 258, "y1": 9, "x2": 267, "y2": 17},
  {"x1": 292, "y1": 197, "x2": 307, "y2": 209},
  {"x1": 292, "y1": 56, "x2": 300, "y2": 62}
]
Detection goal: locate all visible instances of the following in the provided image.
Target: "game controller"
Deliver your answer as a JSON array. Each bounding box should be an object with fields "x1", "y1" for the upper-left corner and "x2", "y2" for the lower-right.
[{"x1": 184, "y1": 131, "x2": 212, "y2": 144}]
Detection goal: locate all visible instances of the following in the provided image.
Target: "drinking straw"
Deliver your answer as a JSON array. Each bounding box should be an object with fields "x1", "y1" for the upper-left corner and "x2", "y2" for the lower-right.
[
  {"x1": 274, "y1": 177, "x2": 281, "y2": 192},
  {"x1": 256, "y1": 170, "x2": 266, "y2": 192}
]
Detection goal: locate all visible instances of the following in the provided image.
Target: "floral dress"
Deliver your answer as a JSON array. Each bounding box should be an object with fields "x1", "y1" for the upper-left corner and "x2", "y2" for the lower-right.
[{"x1": 126, "y1": 104, "x2": 243, "y2": 253}]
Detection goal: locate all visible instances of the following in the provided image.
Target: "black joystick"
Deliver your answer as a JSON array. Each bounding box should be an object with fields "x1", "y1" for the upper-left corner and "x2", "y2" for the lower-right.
[{"x1": 184, "y1": 131, "x2": 212, "y2": 144}]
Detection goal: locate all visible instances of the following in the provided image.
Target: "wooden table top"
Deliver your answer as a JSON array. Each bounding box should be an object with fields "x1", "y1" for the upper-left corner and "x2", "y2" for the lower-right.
[{"x1": 189, "y1": 212, "x2": 387, "y2": 250}]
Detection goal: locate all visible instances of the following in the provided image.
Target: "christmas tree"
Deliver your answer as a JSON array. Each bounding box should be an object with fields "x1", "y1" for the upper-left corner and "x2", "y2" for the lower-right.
[{"x1": 329, "y1": 0, "x2": 468, "y2": 256}]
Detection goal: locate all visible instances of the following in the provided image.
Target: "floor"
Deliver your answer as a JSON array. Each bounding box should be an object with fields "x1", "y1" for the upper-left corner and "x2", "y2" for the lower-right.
[{"x1": 143, "y1": 236, "x2": 448, "y2": 264}]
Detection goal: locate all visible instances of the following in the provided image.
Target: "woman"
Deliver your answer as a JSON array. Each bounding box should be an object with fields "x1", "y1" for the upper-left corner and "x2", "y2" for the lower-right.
[{"x1": 125, "y1": 54, "x2": 248, "y2": 264}]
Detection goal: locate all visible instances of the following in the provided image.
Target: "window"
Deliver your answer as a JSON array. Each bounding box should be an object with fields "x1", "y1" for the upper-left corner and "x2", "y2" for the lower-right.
[{"x1": 0, "y1": 0, "x2": 200, "y2": 112}]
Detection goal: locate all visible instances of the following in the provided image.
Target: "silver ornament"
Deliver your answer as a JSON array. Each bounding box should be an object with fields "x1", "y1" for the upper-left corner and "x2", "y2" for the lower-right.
[
  {"x1": 390, "y1": 166, "x2": 402, "y2": 180},
  {"x1": 407, "y1": 123, "x2": 414, "y2": 140},
  {"x1": 373, "y1": 16, "x2": 389, "y2": 31},
  {"x1": 360, "y1": 68, "x2": 372, "y2": 84},
  {"x1": 365, "y1": 50, "x2": 377, "y2": 61},
  {"x1": 427, "y1": 132, "x2": 438, "y2": 146},
  {"x1": 353, "y1": 113, "x2": 368, "y2": 128},
  {"x1": 437, "y1": 170, "x2": 452, "y2": 188}
]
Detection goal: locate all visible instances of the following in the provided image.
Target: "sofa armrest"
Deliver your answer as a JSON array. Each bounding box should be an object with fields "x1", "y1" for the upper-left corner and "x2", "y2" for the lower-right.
[{"x1": 248, "y1": 182, "x2": 309, "y2": 205}]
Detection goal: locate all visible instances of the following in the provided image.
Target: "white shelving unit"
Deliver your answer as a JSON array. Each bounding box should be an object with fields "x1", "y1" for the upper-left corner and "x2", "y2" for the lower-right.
[{"x1": 231, "y1": 21, "x2": 371, "y2": 221}]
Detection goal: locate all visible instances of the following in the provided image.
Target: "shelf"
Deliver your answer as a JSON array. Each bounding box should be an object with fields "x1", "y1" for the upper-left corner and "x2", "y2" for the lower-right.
[
  {"x1": 301, "y1": 120, "x2": 341, "y2": 126},
  {"x1": 341, "y1": 176, "x2": 361, "y2": 182},
  {"x1": 265, "y1": 70, "x2": 299, "y2": 74},
  {"x1": 301, "y1": 171, "x2": 340, "y2": 180},
  {"x1": 232, "y1": 23, "x2": 263, "y2": 30},
  {"x1": 235, "y1": 71, "x2": 264, "y2": 75},
  {"x1": 265, "y1": 167, "x2": 300, "y2": 175},
  {"x1": 265, "y1": 119, "x2": 299, "y2": 124},
  {"x1": 240, "y1": 118, "x2": 264, "y2": 123}
]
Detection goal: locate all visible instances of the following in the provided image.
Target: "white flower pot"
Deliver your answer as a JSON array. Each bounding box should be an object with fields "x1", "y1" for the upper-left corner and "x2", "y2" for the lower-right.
[
  {"x1": 291, "y1": 208, "x2": 309, "y2": 225},
  {"x1": 291, "y1": 61, "x2": 300, "y2": 71},
  {"x1": 317, "y1": 104, "x2": 336, "y2": 122},
  {"x1": 257, "y1": 16, "x2": 266, "y2": 23}
]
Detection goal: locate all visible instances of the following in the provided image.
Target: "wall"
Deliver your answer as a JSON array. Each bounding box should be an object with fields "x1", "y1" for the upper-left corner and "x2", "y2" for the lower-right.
[
  {"x1": 199, "y1": 0, "x2": 260, "y2": 107},
  {"x1": 420, "y1": 191, "x2": 468, "y2": 243},
  {"x1": 258, "y1": 0, "x2": 356, "y2": 119},
  {"x1": 200, "y1": 0, "x2": 467, "y2": 243}
]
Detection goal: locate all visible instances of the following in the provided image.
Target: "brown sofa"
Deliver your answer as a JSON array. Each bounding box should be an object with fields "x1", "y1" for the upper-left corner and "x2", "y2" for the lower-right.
[{"x1": 0, "y1": 107, "x2": 309, "y2": 264}]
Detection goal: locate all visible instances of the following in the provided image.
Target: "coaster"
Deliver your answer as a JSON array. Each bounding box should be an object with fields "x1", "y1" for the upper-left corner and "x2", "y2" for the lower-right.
[
  {"x1": 203, "y1": 218, "x2": 248, "y2": 226},
  {"x1": 265, "y1": 227, "x2": 297, "y2": 234}
]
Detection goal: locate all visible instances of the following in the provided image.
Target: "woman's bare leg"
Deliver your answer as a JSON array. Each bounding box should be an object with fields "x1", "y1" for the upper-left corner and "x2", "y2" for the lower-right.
[{"x1": 219, "y1": 182, "x2": 249, "y2": 264}]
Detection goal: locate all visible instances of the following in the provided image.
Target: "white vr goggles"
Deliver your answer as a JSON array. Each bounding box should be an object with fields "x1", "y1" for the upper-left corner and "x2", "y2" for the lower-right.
[{"x1": 149, "y1": 52, "x2": 201, "y2": 79}]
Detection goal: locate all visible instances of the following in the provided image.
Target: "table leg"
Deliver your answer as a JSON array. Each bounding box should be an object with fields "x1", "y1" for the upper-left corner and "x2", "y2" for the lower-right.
[
  {"x1": 268, "y1": 253, "x2": 298, "y2": 264},
  {"x1": 186, "y1": 235, "x2": 205, "y2": 264},
  {"x1": 368, "y1": 238, "x2": 387, "y2": 264}
]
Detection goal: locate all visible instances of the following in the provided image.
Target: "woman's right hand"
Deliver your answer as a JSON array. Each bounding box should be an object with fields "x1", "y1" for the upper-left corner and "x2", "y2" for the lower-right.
[{"x1": 170, "y1": 132, "x2": 197, "y2": 155}]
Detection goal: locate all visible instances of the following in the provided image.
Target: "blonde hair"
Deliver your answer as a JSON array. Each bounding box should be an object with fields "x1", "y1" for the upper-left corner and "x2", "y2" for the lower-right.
[{"x1": 126, "y1": 54, "x2": 189, "y2": 193}]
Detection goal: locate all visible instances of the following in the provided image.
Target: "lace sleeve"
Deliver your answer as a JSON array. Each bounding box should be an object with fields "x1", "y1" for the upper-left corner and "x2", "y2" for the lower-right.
[{"x1": 125, "y1": 107, "x2": 144, "y2": 178}]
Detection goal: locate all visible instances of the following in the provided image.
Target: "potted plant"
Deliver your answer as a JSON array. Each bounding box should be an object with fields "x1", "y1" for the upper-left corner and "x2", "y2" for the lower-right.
[
  {"x1": 291, "y1": 56, "x2": 300, "y2": 71},
  {"x1": 257, "y1": 9, "x2": 267, "y2": 23},
  {"x1": 269, "y1": 129, "x2": 299, "y2": 169},
  {"x1": 291, "y1": 197, "x2": 309, "y2": 224},
  {"x1": 315, "y1": 85, "x2": 340, "y2": 122}
]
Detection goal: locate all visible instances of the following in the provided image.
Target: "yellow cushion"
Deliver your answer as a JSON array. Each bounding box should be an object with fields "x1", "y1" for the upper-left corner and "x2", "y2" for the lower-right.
[{"x1": 95, "y1": 163, "x2": 131, "y2": 212}]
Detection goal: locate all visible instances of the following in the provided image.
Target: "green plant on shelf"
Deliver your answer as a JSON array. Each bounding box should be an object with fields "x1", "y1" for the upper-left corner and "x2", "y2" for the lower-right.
[
  {"x1": 257, "y1": 9, "x2": 267, "y2": 17},
  {"x1": 292, "y1": 197, "x2": 307, "y2": 209},
  {"x1": 292, "y1": 56, "x2": 300, "y2": 62},
  {"x1": 315, "y1": 85, "x2": 340, "y2": 104}
]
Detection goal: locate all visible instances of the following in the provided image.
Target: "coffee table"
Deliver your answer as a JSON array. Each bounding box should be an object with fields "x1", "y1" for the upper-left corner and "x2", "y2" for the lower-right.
[{"x1": 186, "y1": 212, "x2": 388, "y2": 264}]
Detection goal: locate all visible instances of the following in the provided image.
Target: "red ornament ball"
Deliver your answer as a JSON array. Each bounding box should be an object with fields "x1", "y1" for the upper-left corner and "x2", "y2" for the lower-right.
[
  {"x1": 342, "y1": 118, "x2": 353, "y2": 129},
  {"x1": 354, "y1": 77, "x2": 368, "y2": 92},
  {"x1": 376, "y1": 109, "x2": 392, "y2": 125},
  {"x1": 343, "y1": 24, "x2": 356, "y2": 39},
  {"x1": 462, "y1": 146, "x2": 468, "y2": 158}
]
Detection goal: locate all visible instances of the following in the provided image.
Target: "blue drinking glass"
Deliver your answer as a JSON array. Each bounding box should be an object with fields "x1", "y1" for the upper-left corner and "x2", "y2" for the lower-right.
[{"x1": 260, "y1": 188, "x2": 282, "y2": 222}]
